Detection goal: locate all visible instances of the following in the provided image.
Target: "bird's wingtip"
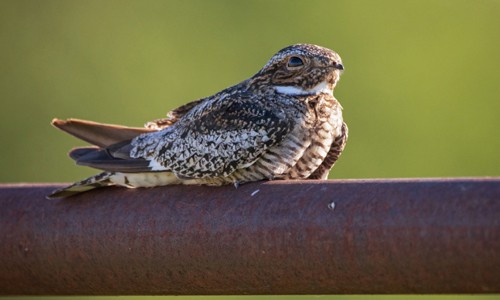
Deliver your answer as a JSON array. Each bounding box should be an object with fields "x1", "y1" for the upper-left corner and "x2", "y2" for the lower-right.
[
  {"x1": 51, "y1": 118, "x2": 66, "y2": 127},
  {"x1": 52, "y1": 118, "x2": 85, "y2": 129}
]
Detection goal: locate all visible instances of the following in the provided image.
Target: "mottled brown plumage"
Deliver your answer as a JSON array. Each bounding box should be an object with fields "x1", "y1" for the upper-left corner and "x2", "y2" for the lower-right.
[{"x1": 49, "y1": 44, "x2": 348, "y2": 198}]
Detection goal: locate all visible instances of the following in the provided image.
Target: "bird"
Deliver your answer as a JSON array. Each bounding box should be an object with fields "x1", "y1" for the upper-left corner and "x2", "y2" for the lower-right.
[{"x1": 48, "y1": 43, "x2": 348, "y2": 198}]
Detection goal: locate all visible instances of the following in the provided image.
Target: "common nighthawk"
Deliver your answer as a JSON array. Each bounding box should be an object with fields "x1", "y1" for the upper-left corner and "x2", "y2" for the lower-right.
[{"x1": 49, "y1": 44, "x2": 348, "y2": 198}]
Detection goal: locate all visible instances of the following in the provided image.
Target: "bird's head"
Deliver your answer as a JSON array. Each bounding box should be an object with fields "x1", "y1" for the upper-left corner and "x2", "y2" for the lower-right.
[{"x1": 250, "y1": 44, "x2": 344, "y2": 96}]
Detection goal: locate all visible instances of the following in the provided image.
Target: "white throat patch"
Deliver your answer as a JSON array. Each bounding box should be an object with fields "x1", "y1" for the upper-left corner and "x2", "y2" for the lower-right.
[{"x1": 275, "y1": 81, "x2": 333, "y2": 96}]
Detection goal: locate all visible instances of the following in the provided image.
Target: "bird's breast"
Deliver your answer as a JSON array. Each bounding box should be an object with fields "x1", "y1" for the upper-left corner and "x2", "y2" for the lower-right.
[{"x1": 280, "y1": 95, "x2": 344, "y2": 179}]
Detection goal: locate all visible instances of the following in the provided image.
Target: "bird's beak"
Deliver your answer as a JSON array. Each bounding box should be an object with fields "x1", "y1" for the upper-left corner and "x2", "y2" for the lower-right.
[{"x1": 335, "y1": 63, "x2": 344, "y2": 71}]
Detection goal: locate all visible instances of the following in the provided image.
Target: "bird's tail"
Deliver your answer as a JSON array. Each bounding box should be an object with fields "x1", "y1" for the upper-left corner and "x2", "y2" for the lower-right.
[{"x1": 47, "y1": 172, "x2": 115, "y2": 199}]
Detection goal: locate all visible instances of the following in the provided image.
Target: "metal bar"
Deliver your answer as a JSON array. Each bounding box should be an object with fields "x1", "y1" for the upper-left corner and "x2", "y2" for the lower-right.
[{"x1": 0, "y1": 178, "x2": 499, "y2": 295}]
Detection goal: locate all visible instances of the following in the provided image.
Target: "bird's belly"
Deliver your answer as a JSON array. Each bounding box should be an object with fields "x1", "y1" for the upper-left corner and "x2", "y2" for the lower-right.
[
  {"x1": 283, "y1": 132, "x2": 333, "y2": 179},
  {"x1": 111, "y1": 172, "x2": 181, "y2": 188}
]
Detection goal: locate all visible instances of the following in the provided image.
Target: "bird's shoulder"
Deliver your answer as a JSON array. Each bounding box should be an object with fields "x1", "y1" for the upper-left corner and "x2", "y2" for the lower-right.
[
  {"x1": 144, "y1": 98, "x2": 204, "y2": 130},
  {"x1": 144, "y1": 81, "x2": 249, "y2": 130}
]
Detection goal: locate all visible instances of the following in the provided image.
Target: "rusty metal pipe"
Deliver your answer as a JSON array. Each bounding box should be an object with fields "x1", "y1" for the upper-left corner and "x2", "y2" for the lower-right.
[{"x1": 0, "y1": 178, "x2": 499, "y2": 295}]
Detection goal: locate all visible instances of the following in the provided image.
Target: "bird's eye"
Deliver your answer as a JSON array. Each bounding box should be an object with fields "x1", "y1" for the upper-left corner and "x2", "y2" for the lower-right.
[{"x1": 287, "y1": 56, "x2": 304, "y2": 68}]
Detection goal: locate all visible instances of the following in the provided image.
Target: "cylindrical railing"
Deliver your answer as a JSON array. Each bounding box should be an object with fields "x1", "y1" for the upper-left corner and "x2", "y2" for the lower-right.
[{"x1": 1, "y1": 178, "x2": 499, "y2": 295}]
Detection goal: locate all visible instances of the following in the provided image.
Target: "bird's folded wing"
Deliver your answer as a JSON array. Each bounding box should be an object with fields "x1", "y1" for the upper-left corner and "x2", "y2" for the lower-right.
[
  {"x1": 130, "y1": 95, "x2": 295, "y2": 178},
  {"x1": 65, "y1": 95, "x2": 295, "y2": 177}
]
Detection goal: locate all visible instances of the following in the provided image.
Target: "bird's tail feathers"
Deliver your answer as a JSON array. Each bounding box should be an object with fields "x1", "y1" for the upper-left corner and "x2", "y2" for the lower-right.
[{"x1": 47, "y1": 172, "x2": 115, "y2": 199}]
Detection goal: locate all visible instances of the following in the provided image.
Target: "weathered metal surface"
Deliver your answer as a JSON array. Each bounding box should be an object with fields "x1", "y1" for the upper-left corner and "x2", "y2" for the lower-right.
[{"x1": 0, "y1": 178, "x2": 499, "y2": 295}]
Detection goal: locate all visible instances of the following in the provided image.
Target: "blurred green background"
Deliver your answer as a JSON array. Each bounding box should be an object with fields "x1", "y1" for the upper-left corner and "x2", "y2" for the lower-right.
[
  {"x1": 1, "y1": 0, "x2": 499, "y2": 299},
  {"x1": 1, "y1": 0, "x2": 499, "y2": 183}
]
